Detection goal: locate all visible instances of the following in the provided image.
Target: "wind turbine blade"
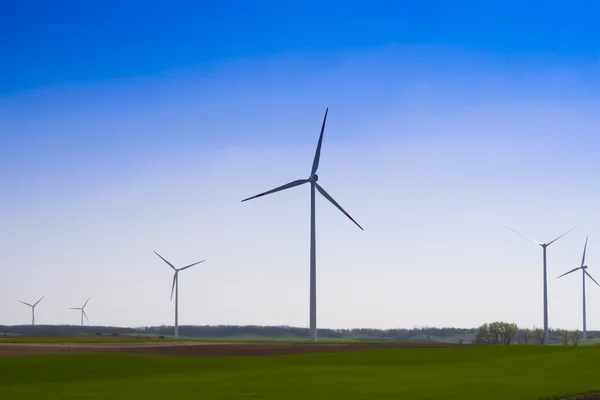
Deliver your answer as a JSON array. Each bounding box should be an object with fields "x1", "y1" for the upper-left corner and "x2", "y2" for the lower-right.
[
  {"x1": 82, "y1": 297, "x2": 90, "y2": 309},
  {"x1": 179, "y1": 260, "x2": 205, "y2": 271},
  {"x1": 83, "y1": 310, "x2": 89, "y2": 321},
  {"x1": 585, "y1": 270, "x2": 600, "y2": 287},
  {"x1": 311, "y1": 107, "x2": 328, "y2": 175},
  {"x1": 556, "y1": 267, "x2": 581, "y2": 279},
  {"x1": 154, "y1": 251, "x2": 176, "y2": 270},
  {"x1": 18, "y1": 300, "x2": 32, "y2": 307},
  {"x1": 69, "y1": 308, "x2": 81, "y2": 310},
  {"x1": 170, "y1": 273, "x2": 177, "y2": 301},
  {"x1": 315, "y1": 183, "x2": 364, "y2": 231},
  {"x1": 34, "y1": 296, "x2": 45, "y2": 307},
  {"x1": 581, "y1": 236, "x2": 589, "y2": 267},
  {"x1": 547, "y1": 224, "x2": 581, "y2": 246},
  {"x1": 504, "y1": 227, "x2": 541, "y2": 245},
  {"x1": 241, "y1": 179, "x2": 309, "y2": 202}
]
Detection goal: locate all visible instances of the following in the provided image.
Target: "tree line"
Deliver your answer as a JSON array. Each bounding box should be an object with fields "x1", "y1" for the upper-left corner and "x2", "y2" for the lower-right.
[
  {"x1": 0, "y1": 324, "x2": 474, "y2": 341},
  {"x1": 475, "y1": 322, "x2": 587, "y2": 345},
  {"x1": 1, "y1": 323, "x2": 596, "y2": 343}
]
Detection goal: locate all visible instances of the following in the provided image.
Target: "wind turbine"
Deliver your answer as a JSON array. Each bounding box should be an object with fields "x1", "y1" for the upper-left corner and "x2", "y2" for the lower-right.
[
  {"x1": 69, "y1": 297, "x2": 90, "y2": 327},
  {"x1": 154, "y1": 251, "x2": 205, "y2": 340},
  {"x1": 17, "y1": 296, "x2": 45, "y2": 326},
  {"x1": 557, "y1": 237, "x2": 599, "y2": 340},
  {"x1": 505, "y1": 224, "x2": 580, "y2": 344},
  {"x1": 241, "y1": 108, "x2": 363, "y2": 342}
]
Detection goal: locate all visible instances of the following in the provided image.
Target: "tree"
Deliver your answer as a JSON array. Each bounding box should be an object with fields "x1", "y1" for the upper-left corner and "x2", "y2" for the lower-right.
[
  {"x1": 475, "y1": 323, "x2": 494, "y2": 344},
  {"x1": 521, "y1": 328, "x2": 532, "y2": 345},
  {"x1": 476, "y1": 322, "x2": 518, "y2": 345},
  {"x1": 488, "y1": 322, "x2": 518, "y2": 344},
  {"x1": 534, "y1": 327, "x2": 546, "y2": 345},
  {"x1": 570, "y1": 330, "x2": 581, "y2": 346},
  {"x1": 560, "y1": 330, "x2": 569, "y2": 346},
  {"x1": 487, "y1": 323, "x2": 501, "y2": 344},
  {"x1": 501, "y1": 322, "x2": 518, "y2": 344}
]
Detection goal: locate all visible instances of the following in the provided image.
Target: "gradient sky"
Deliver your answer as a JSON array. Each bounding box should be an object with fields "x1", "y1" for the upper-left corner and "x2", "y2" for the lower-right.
[{"x1": 1, "y1": 1, "x2": 600, "y2": 330}]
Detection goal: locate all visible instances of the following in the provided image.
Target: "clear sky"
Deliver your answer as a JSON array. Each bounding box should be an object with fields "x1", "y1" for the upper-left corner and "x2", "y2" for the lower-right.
[{"x1": 1, "y1": 1, "x2": 599, "y2": 330}]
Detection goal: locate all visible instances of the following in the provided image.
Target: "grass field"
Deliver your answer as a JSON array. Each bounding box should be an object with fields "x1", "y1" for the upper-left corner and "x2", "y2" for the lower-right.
[{"x1": 1, "y1": 346, "x2": 599, "y2": 399}]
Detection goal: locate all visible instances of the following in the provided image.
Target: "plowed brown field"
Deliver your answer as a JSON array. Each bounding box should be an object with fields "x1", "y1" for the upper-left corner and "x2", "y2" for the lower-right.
[{"x1": 0, "y1": 340, "x2": 463, "y2": 357}]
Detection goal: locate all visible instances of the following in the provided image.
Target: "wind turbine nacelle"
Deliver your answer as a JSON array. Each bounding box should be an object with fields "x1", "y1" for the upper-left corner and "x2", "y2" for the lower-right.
[
  {"x1": 309, "y1": 174, "x2": 319, "y2": 182},
  {"x1": 582, "y1": 265, "x2": 588, "y2": 270}
]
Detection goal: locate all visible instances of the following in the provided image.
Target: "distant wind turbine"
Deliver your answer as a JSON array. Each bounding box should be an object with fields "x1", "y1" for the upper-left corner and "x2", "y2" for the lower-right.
[
  {"x1": 505, "y1": 224, "x2": 580, "y2": 344},
  {"x1": 17, "y1": 296, "x2": 45, "y2": 326},
  {"x1": 69, "y1": 297, "x2": 90, "y2": 327},
  {"x1": 154, "y1": 251, "x2": 205, "y2": 340},
  {"x1": 557, "y1": 237, "x2": 599, "y2": 340},
  {"x1": 241, "y1": 108, "x2": 363, "y2": 342}
]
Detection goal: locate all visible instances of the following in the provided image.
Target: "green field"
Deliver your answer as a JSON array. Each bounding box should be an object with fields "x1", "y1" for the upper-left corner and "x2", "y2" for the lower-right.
[{"x1": 1, "y1": 346, "x2": 599, "y2": 399}]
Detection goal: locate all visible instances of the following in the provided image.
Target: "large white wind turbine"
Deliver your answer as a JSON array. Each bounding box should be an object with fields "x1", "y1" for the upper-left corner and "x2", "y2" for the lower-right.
[
  {"x1": 557, "y1": 237, "x2": 599, "y2": 340},
  {"x1": 17, "y1": 296, "x2": 45, "y2": 326},
  {"x1": 505, "y1": 224, "x2": 580, "y2": 344},
  {"x1": 154, "y1": 251, "x2": 205, "y2": 340},
  {"x1": 241, "y1": 108, "x2": 363, "y2": 342},
  {"x1": 69, "y1": 297, "x2": 90, "y2": 327}
]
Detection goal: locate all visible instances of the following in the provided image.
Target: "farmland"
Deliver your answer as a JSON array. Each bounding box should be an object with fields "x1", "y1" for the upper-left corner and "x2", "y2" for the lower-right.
[{"x1": 1, "y1": 340, "x2": 599, "y2": 399}]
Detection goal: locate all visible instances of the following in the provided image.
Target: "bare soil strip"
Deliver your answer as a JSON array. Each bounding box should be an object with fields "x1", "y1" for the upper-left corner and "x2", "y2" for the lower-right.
[{"x1": 0, "y1": 342, "x2": 462, "y2": 357}]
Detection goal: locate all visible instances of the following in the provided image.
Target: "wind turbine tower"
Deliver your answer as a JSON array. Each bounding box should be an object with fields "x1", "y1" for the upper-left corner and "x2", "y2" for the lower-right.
[
  {"x1": 557, "y1": 237, "x2": 600, "y2": 340},
  {"x1": 241, "y1": 108, "x2": 364, "y2": 342},
  {"x1": 505, "y1": 225, "x2": 580, "y2": 344},
  {"x1": 17, "y1": 296, "x2": 45, "y2": 326},
  {"x1": 154, "y1": 251, "x2": 205, "y2": 340}
]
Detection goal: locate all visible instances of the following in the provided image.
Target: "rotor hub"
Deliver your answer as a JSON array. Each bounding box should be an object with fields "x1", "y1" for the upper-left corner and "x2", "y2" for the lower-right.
[
  {"x1": 582, "y1": 265, "x2": 588, "y2": 269},
  {"x1": 309, "y1": 174, "x2": 319, "y2": 182}
]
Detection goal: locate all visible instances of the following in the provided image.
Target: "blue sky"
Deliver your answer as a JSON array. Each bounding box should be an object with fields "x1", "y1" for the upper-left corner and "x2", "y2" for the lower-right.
[
  {"x1": 3, "y1": 0, "x2": 600, "y2": 94},
  {"x1": 1, "y1": 1, "x2": 600, "y2": 330}
]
